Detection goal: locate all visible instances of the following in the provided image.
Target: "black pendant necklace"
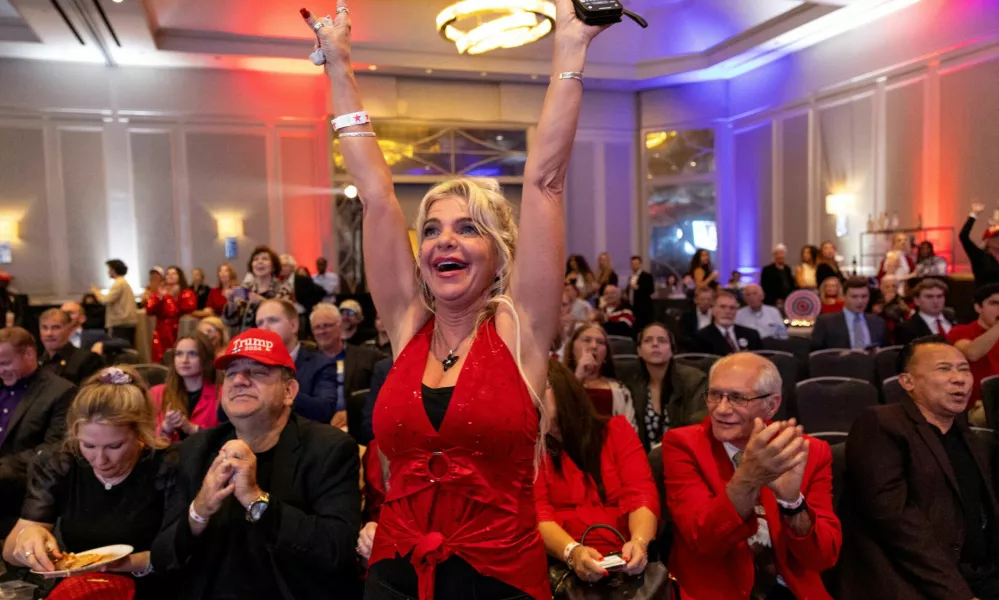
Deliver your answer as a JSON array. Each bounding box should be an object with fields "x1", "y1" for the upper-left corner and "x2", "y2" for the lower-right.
[{"x1": 436, "y1": 328, "x2": 468, "y2": 372}]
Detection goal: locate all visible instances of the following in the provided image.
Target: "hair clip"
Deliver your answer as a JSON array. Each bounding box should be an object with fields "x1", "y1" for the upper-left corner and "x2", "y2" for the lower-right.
[{"x1": 99, "y1": 367, "x2": 132, "y2": 386}]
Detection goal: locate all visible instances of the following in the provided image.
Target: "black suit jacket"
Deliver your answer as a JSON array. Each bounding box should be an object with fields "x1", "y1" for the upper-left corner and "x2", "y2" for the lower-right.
[
  {"x1": 627, "y1": 271, "x2": 655, "y2": 326},
  {"x1": 152, "y1": 415, "x2": 361, "y2": 599},
  {"x1": 680, "y1": 309, "x2": 712, "y2": 352},
  {"x1": 894, "y1": 314, "x2": 947, "y2": 347},
  {"x1": 359, "y1": 357, "x2": 392, "y2": 446},
  {"x1": 40, "y1": 343, "x2": 103, "y2": 385},
  {"x1": 760, "y1": 263, "x2": 796, "y2": 305},
  {"x1": 0, "y1": 370, "x2": 76, "y2": 531},
  {"x1": 811, "y1": 311, "x2": 886, "y2": 350},
  {"x1": 344, "y1": 344, "x2": 384, "y2": 400},
  {"x1": 837, "y1": 401, "x2": 999, "y2": 599},
  {"x1": 694, "y1": 324, "x2": 763, "y2": 356}
]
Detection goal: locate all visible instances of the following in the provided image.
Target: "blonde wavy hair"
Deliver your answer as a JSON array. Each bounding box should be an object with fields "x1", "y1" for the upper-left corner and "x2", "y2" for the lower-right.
[
  {"x1": 64, "y1": 366, "x2": 167, "y2": 455},
  {"x1": 414, "y1": 177, "x2": 550, "y2": 466}
]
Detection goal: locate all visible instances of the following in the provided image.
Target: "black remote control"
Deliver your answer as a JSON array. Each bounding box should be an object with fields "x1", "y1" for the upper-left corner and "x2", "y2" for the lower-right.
[{"x1": 572, "y1": 0, "x2": 648, "y2": 28}]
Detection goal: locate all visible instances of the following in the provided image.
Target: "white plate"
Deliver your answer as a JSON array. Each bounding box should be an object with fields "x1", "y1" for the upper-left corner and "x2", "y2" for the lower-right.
[{"x1": 31, "y1": 544, "x2": 133, "y2": 578}]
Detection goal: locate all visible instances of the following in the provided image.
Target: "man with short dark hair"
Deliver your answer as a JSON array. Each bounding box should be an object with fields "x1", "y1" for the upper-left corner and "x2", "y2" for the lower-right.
[
  {"x1": 255, "y1": 299, "x2": 338, "y2": 424},
  {"x1": 663, "y1": 353, "x2": 840, "y2": 599},
  {"x1": 313, "y1": 257, "x2": 339, "y2": 304},
  {"x1": 0, "y1": 327, "x2": 76, "y2": 534},
  {"x1": 153, "y1": 328, "x2": 361, "y2": 599},
  {"x1": 37, "y1": 308, "x2": 102, "y2": 385},
  {"x1": 811, "y1": 277, "x2": 885, "y2": 350},
  {"x1": 895, "y1": 278, "x2": 953, "y2": 346},
  {"x1": 627, "y1": 255, "x2": 655, "y2": 330},
  {"x1": 680, "y1": 286, "x2": 716, "y2": 350},
  {"x1": 695, "y1": 291, "x2": 763, "y2": 355},
  {"x1": 92, "y1": 259, "x2": 139, "y2": 345},
  {"x1": 838, "y1": 339, "x2": 999, "y2": 599},
  {"x1": 947, "y1": 284, "x2": 999, "y2": 421}
]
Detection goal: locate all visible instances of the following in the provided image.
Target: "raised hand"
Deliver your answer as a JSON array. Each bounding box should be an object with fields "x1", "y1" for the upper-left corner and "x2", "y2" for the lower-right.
[
  {"x1": 972, "y1": 202, "x2": 986, "y2": 215},
  {"x1": 553, "y1": 0, "x2": 610, "y2": 46},
  {"x1": 301, "y1": 1, "x2": 352, "y2": 65},
  {"x1": 767, "y1": 436, "x2": 809, "y2": 502},
  {"x1": 738, "y1": 419, "x2": 805, "y2": 487}
]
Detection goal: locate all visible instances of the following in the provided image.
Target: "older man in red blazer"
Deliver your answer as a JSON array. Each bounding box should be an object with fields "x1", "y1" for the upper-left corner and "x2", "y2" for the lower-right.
[{"x1": 663, "y1": 353, "x2": 841, "y2": 599}]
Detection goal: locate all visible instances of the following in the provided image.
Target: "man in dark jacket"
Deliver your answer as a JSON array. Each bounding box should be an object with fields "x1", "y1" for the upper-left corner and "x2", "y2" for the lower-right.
[
  {"x1": 760, "y1": 243, "x2": 796, "y2": 307},
  {"x1": 37, "y1": 308, "x2": 102, "y2": 385},
  {"x1": 838, "y1": 338, "x2": 999, "y2": 599},
  {"x1": 0, "y1": 327, "x2": 76, "y2": 534},
  {"x1": 153, "y1": 328, "x2": 360, "y2": 599}
]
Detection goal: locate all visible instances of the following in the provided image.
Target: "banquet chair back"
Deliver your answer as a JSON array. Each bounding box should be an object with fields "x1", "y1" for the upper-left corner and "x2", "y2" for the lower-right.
[
  {"x1": 134, "y1": 363, "x2": 168, "y2": 387},
  {"x1": 612, "y1": 354, "x2": 642, "y2": 384},
  {"x1": 808, "y1": 350, "x2": 877, "y2": 385},
  {"x1": 607, "y1": 335, "x2": 637, "y2": 357},
  {"x1": 982, "y1": 376, "x2": 999, "y2": 428},
  {"x1": 673, "y1": 353, "x2": 722, "y2": 375},
  {"x1": 795, "y1": 377, "x2": 878, "y2": 433},
  {"x1": 874, "y1": 345, "x2": 903, "y2": 383}
]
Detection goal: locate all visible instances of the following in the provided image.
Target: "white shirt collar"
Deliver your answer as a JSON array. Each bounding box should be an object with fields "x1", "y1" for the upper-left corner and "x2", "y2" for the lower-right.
[
  {"x1": 919, "y1": 311, "x2": 948, "y2": 329},
  {"x1": 715, "y1": 323, "x2": 734, "y2": 337},
  {"x1": 289, "y1": 343, "x2": 300, "y2": 361},
  {"x1": 723, "y1": 441, "x2": 743, "y2": 466}
]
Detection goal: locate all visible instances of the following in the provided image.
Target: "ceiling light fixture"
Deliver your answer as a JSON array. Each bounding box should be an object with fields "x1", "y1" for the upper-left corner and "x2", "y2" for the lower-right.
[{"x1": 436, "y1": 0, "x2": 556, "y2": 55}]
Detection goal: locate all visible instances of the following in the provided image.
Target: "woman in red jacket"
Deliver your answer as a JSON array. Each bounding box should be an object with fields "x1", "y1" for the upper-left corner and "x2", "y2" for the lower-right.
[
  {"x1": 535, "y1": 359, "x2": 659, "y2": 583},
  {"x1": 303, "y1": 1, "x2": 608, "y2": 597},
  {"x1": 148, "y1": 333, "x2": 220, "y2": 441},
  {"x1": 145, "y1": 266, "x2": 197, "y2": 363}
]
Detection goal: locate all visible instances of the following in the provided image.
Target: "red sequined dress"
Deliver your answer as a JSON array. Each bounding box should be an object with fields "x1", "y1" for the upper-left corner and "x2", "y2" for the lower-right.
[{"x1": 370, "y1": 318, "x2": 550, "y2": 600}]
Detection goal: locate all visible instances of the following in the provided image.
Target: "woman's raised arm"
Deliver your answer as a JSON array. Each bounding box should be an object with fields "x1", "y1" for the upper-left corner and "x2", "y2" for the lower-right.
[
  {"x1": 508, "y1": 0, "x2": 608, "y2": 352},
  {"x1": 303, "y1": 2, "x2": 423, "y2": 348}
]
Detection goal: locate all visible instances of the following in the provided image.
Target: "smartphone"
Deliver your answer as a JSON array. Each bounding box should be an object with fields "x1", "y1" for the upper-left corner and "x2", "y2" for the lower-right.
[{"x1": 597, "y1": 554, "x2": 626, "y2": 571}]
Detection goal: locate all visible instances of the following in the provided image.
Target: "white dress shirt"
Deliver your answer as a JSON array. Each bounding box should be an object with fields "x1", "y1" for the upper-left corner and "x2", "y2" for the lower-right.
[
  {"x1": 843, "y1": 308, "x2": 871, "y2": 349},
  {"x1": 736, "y1": 305, "x2": 789, "y2": 340},
  {"x1": 314, "y1": 272, "x2": 339, "y2": 303},
  {"x1": 696, "y1": 309, "x2": 713, "y2": 331},
  {"x1": 918, "y1": 312, "x2": 952, "y2": 335}
]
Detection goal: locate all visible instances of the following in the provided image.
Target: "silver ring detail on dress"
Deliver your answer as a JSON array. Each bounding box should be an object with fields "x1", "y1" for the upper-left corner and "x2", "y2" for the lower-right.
[
  {"x1": 336, "y1": 7, "x2": 349, "y2": 14},
  {"x1": 23, "y1": 551, "x2": 32, "y2": 558}
]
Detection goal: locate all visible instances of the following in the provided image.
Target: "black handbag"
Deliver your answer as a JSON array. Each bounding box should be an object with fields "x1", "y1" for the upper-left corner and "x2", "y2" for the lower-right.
[{"x1": 549, "y1": 524, "x2": 679, "y2": 600}]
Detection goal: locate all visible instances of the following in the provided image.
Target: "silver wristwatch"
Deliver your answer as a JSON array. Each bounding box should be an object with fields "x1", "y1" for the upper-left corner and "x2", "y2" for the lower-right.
[{"x1": 245, "y1": 492, "x2": 270, "y2": 523}]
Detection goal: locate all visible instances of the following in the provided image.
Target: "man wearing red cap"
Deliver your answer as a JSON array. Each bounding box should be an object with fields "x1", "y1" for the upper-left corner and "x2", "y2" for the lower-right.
[{"x1": 153, "y1": 328, "x2": 361, "y2": 598}]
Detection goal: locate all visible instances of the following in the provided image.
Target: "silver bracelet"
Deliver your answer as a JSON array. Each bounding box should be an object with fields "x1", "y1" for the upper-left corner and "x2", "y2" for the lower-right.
[
  {"x1": 338, "y1": 132, "x2": 376, "y2": 138},
  {"x1": 556, "y1": 71, "x2": 583, "y2": 82},
  {"x1": 134, "y1": 560, "x2": 155, "y2": 578}
]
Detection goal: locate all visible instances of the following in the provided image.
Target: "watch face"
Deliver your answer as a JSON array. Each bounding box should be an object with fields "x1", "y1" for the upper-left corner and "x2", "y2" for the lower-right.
[{"x1": 248, "y1": 498, "x2": 269, "y2": 521}]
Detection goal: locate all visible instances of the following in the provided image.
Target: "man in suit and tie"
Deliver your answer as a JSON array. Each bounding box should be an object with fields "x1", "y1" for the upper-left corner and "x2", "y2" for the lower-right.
[
  {"x1": 59, "y1": 301, "x2": 108, "y2": 351},
  {"x1": 811, "y1": 276, "x2": 885, "y2": 350},
  {"x1": 0, "y1": 327, "x2": 77, "y2": 534},
  {"x1": 627, "y1": 256, "x2": 655, "y2": 331},
  {"x1": 696, "y1": 290, "x2": 763, "y2": 355},
  {"x1": 255, "y1": 299, "x2": 338, "y2": 425},
  {"x1": 38, "y1": 308, "x2": 102, "y2": 385},
  {"x1": 837, "y1": 338, "x2": 999, "y2": 599},
  {"x1": 309, "y1": 302, "x2": 384, "y2": 436},
  {"x1": 663, "y1": 353, "x2": 841, "y2": 599},
  {"x1": 894, "y1": 278, "x2": 953, "y2": 346},
  {"x1": 761, "y1": 244, "x2": 797, "y2": 308},
  {"x1": 152, "y1": 328, "x2": 361, "y2": 598}
]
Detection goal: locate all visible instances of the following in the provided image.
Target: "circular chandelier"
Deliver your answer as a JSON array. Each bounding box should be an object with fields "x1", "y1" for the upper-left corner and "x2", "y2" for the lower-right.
[{"x1": 435, "y1": 0, "x2": 557, "y2": 55}]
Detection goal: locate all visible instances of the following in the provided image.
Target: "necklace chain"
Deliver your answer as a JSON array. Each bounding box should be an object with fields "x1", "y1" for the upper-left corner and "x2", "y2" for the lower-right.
[{"x1": 434, "y1": 325, "x2": 473, "y2": 371}]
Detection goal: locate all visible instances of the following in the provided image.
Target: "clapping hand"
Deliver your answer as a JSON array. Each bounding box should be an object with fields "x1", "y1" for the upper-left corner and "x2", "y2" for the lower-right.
[
  {"x1": 220, "y1": 440, "x2": 264, "y2": 509},
  {"x1": 738, "y1": 419, "x2": 808, "y2": 495},
  {"x1": 192, "y1": 450, "x2": 236, "y2": 520},
  {"x1": 161, "y1": 409, "x2": 193, "y2": 437}
]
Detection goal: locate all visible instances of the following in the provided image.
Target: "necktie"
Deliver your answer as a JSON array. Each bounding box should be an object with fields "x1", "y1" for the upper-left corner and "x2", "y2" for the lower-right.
[
  {"x1": 936, "y1": 318, "x2": 945, "y2": 335},
  {"x1": 852, "y1": 313, "x2": 867, "y2": 350},
  {"x1": 732, "y1": 451, "x2": 779, "y2": 598},
  {"x1": 726, "y1": 329, "x2": 739, "y2": 353}
]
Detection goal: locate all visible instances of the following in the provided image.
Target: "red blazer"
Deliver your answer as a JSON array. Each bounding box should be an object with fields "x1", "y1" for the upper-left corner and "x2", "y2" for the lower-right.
[
  {"x1": 662, "y1": 419, "x2": 841, "y2": 600},
  {"x1": 534, "y1": 416, "x2": 660, "y2": 554},
  {"x1": 149, "y1": 381, "x2": 220, "y2": 441}
]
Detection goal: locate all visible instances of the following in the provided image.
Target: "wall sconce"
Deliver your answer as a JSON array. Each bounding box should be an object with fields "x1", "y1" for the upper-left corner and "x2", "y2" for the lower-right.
[
  {"x1": 0, "y1": 217, "x2": 19, "y2": 264},
  {"x1": 825, "y1": 193, "x2": 856, "y2": 238},
  {"x1": 216, "y1": 215, "x2": 244, "y2": 260}
]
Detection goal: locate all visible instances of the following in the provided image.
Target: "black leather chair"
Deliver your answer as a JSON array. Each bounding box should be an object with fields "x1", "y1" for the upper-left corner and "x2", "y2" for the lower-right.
[
  {"x1": 809, "y1": 431, "x2": 849, "y2": 445},
  {"x1": 808, "y1": 350, "x2": 877, "y2": 386},
  {"x1": 881, "y1": 376, "x2": 909, "y2": 404},
  {"x1": 982, "y1": 376, "x2": 999, "y2": 428},
  {"x1": 762, "y1": 336, "x2": 811, "y2": 365},
  {"x1": 134, "y1": 363, "x2": 169, "y2": 387},
  {"x1": 612, "y1": 354, "x2": 642, "y2": 384},
  {"x1": 752, "y1": 350, "x2": 800, "y2": 420},
  {"x1": 674, "y1": 353, "x2": 722, "y2": 375},
  {"x1": 795, "y1": 377, "x2": 878, "y2": 433},
  {"x1": 874, "y1": 345, "x2": 903, "y2": 384},
  {"x1": 607, "y1": 335, "x2": 637, "y2": 357},
  {"x1": 348, "y1": 388, "x2": 368, "y2": 442},
  {"x1": 646, "y1": 445, "x2": 672, "y2": 566}
]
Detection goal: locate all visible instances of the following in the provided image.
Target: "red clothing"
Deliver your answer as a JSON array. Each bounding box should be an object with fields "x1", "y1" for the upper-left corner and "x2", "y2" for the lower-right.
[
  {"x1": 363, "y1": 439, "x2": 387, "y2": 523},
  {"x1": 370, "y1": 318, "x2": 549, "y2": 600},
  {"x1": 605, "y1": 306, "x2": 635, "y2": 328},
  {"x1": 947, "y1": 321, "x2": 999, "y2": 405},
  {"x1": 145, "y1": 290, "x2": 197, "y2": 363},
  {"x1": 586, "y1": 388, "x2": 613, "y2": 417},
  {"x1": 662, "y1": 419, "x2": 841, "y2": 600},
  {"x1": 820, "y1": 300, "x2": 844, "y2": 315},
  {"x1": 148, "y1": 381, "x2": 220, "y2": 441},
  {"x1": 206, "y1": 287, "x2": 228, "y2": 315},
  {"x1": 534, "y1": 416, "x2": 660, "y2": 555}
]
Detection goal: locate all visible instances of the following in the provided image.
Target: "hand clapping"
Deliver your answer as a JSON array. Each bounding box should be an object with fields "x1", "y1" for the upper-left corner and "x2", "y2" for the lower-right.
[
  {"x1": 219, "y1": 439, "x2": 264, "y2": 509},
  {"x1": 737, "y1": 418, "x2": 809, "y2": 501}
]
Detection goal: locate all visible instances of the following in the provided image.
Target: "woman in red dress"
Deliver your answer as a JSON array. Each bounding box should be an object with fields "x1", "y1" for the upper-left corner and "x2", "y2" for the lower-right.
[
  {"x1": 302, "y1": 1, "x2": 608, "y2": 597},
  {"x1": 145, "y1": 266, "x2": 197, "y2": 363}
]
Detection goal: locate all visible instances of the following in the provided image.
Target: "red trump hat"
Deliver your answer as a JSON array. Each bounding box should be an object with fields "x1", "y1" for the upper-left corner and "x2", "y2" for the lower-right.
[{"x1": 213, "y1": 328, "x2": 296, "y2": 372}]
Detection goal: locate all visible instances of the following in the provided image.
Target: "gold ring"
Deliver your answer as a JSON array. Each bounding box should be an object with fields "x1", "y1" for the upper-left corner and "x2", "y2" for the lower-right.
[{"x1": 336, "y1": 7, "x2": 349, "y2": 14}]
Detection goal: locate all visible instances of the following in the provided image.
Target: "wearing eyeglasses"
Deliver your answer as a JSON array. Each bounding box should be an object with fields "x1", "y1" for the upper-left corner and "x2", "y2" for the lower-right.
[
  {"x1": 706, "y1": 389, "x2": 772, "y2": 408},
  {"x1": 341, "y1": 309, "x2": 358, "y2": 317}
]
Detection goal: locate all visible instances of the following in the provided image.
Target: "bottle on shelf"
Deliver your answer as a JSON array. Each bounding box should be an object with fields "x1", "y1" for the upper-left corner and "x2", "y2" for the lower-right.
[
  {"x1": 890, "y1": 211, "x2": 900, "y2": 230},
  {"x1": 866, "y1": 214, "x2": 874, "y2": 233},
  {"x1": 917, "y1": 213, "x2": 923, "y2": 230},
  {"x1": 851, "y1": 257, "x2": 858, "y2": 276},
  {"x1": 877, "y1": 212, "x2": 887, "y2": 232}
]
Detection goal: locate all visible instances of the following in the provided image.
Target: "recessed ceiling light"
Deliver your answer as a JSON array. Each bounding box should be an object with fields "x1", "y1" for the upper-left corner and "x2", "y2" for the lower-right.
[
  {"x1": 368, "y1": 65, "x2": 378, "y2": 71},
  {"x1": 112, "y1": 0, "x2": 123, "y2": 3}
]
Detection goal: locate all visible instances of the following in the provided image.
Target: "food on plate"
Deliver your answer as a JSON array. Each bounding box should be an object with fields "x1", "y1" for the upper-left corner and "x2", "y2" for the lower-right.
[{"x1": 53, "y1": 552, "x2": 112, "y2": 571}]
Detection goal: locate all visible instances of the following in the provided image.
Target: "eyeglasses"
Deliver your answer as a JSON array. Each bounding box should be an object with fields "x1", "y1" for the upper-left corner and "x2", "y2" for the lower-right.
[
  {"x1": 341, "y1": 309, "x2": 358, "y2": 317},
  {"x1": 706, "y1": 389, "x2": 772, "y2": 408}
]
